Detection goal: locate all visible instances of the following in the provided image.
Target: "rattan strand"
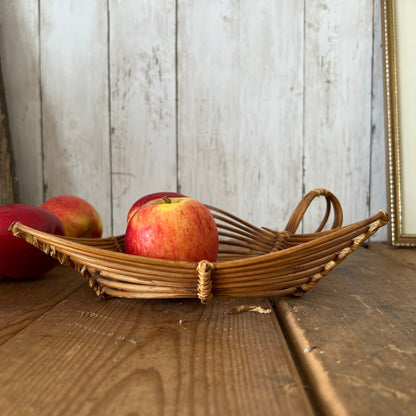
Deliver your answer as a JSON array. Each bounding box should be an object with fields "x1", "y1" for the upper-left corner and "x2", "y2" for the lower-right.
[{"x1": 8, "y1": 189, "x2": 389, "y2": 302}]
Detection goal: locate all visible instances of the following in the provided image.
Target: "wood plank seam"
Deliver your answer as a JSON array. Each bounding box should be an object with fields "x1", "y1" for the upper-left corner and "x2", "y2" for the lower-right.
[{"x1": 271, "y1": 297, "x2": 349, "y2": 416}]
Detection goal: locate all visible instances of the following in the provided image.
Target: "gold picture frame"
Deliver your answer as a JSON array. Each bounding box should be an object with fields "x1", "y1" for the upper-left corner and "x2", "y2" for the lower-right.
[{"x1": 382, "y1": 0, "x2": 416, "y2": 246}]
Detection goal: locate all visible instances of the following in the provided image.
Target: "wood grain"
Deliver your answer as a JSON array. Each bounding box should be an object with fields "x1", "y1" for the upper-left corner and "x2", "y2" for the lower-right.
[
  {"x1": 0, "y1": 266, "x2": 86, "y2": 346},
  {"x1": 368, "y1": 242, "x2": 416, "y2": 270},
  {"x1": 274, "y1": 247, "x2": 416, "y2": 416},
  {"x1": 0, "y1": 286, "x2": 314, "y2": 416},
  {"x1": 0, "y1": 0, "x2": 43, "y2": 205},
  {"x1": 302, "y1": 0, "x2": 374, "y2": 232},
  {"x1": 0, "y1": 1, "x2": 390, "y2": 240},
  {"x1": 109, "y1": 0, "x2": 177, "y2": 235},
  {"x1": 0, "y1": 56, "x2": 18, "y2": 205},
  {"x1": 177, "y1": 0, "x2": 304, "y2": 231},
  {"x1": 40, "y1": 0, "x2": 112, "y2": 234},
  {"x1": 370, "y1": 0, "x2": 388, "y2": 242}
]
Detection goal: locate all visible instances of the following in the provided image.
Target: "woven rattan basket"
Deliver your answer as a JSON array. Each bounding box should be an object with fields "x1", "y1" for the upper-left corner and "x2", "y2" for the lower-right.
[{"x1": 9, "y1": 188, "x2": 388, "y2": 303}]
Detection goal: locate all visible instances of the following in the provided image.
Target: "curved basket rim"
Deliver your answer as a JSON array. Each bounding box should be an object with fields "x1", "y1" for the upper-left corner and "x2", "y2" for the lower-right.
[{"x1": 9, "y1": 209, "x2": 389, "y2": 271}]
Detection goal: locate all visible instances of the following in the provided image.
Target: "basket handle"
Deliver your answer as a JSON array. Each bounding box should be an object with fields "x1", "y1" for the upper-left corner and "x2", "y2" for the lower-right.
[{"x1": 284, "y1": 188, "x2": 343, "y2": 234}]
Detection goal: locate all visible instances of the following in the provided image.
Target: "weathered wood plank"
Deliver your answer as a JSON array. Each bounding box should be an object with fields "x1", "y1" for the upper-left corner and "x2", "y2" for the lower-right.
[
  {"x1": 0, "y1": 266, "x2": 86, "y2": 346},
  {"x1": 302, "y1": 1, "x2": 374, "y2": 232},
  {"x1": 40, "y1": 1, "x2": 112, "y2": 234},
  {"x1": 368, "y1": 242, "x2": 415, "y2": 270},
  {"x1": 0, "y1": 1, "x2": 391, "y2": 241},
  {"x1": 274, "y1": 247, "x2": 416, "y2": 416},
  {"x1": 0, "y1": 0, "x2": 42, "y2": 205},
  {"x1": 0, "y1": 286, "x2": 314, "y2": 416},
  {"x1": 177, "y1": 0, "x2": 304, "y2": 231},
  {"x1": 0, "y1": 57, "x2": 18, "y2": 205},
  {"x1": 109, "y1": 0, "x2": 177, "y2": 235},
  {"x1": 369, "y1": 0, "x2": 388, "y2": 242}
]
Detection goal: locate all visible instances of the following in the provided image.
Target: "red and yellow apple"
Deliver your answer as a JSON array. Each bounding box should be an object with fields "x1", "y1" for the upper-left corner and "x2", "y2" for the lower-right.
[
  {"x1": 41, "y1": 195, "x2": 103, "y2": 238},
  {"x1": 0, "y1": 204, "x2": 65, "y2": 279},
  {"x1": 126, "y1": 191, "x2": 185, "y2": 225},
  {"x1": 125, "y1": 197, "x2": 218, "y2": 262}
]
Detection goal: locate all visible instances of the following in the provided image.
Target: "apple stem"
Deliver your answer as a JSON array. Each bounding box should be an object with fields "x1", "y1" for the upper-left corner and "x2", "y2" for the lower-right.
[{"x1": 163, "y1": 196, "x2": 172, "y2": 204}]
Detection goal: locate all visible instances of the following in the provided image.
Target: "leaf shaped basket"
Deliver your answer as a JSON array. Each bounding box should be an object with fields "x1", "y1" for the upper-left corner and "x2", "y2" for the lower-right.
[{"x1": 9, "y1": 188, "x2": 389, "y2": 303}]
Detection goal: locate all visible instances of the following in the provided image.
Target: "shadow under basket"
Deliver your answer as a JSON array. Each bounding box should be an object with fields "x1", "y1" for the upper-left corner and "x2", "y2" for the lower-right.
[{"x1": 9, "y1": 189, "x2": 389, "y2": 303}]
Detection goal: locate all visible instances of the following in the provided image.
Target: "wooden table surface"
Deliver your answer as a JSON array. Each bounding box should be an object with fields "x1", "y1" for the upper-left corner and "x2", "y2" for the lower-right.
[{"x1": 0, "y1": 243, "x2": 415, "y2": 416}]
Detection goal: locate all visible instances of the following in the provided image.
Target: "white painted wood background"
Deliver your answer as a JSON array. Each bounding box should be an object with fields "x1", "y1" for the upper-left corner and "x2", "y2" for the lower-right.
[{"x1": 0, "y1": 0, "x2": 387, "y2": 241}]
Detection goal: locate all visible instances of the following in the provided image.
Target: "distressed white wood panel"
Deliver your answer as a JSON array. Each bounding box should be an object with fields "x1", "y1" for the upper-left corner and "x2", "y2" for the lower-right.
[
  {"x1": 0, "y1": 1, "x2": 43, "y2": 205},
  {"x1": 40, "y1": 0, "x2": 112, "y2": 235},
  {"x1": 177, "y1": 0, "x2": 240, "y2": 209},
  {"x1": 178, "y1": 0, "x2": 304, "y2": 231},
  {"x1": 302, "y1": 0, "x2": 374, "y2": 232},
  {"x1": 238, "y1": 0, "x2": 304, "y2": 230},
  {"x1": 110, "y1": 0, "x2": 177, "y2": 235},
  {"x1": 0, "y1": 1, "x2": 390, "y2": 242},
  {"x1": 370, "y1": 0, "x2": 387, "y2": 242}
]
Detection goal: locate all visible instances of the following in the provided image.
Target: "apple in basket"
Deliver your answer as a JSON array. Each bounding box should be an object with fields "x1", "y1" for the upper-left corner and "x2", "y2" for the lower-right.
[
  {"x1": 125, "y1": 196, "x2": 219, "y2": 262},
  {"x1": 0, "y1": 204, "x2": 65, "y2": 279},
  {"x1": 126, "y1": 191, "x2": 185, "y2": 225},
  {"x1": 41, "y1": 195, "x2": 103, "y2": 238}
]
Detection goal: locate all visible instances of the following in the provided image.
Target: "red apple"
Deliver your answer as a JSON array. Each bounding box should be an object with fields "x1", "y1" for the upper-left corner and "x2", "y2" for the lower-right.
[
  {"x1": 41, "y1": 195, "x2": 103, "y2": 238},
  {"x1": 0, "y1": 204, "x2": 65, "y2": 279},
  {"x1": 127, "y1": 191, "x2": 185, "y2": 225},
  {"x1": 125, "y1": 197, "x2": 218, "y2": 262}
]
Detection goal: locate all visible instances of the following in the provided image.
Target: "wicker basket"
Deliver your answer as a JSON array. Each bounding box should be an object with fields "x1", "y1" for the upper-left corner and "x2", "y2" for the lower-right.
[{"x1": 9, "y1": 188, "x2": 388, "y2": 303}]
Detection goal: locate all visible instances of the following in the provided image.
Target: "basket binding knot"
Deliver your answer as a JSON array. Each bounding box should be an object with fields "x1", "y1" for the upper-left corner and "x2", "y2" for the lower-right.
[
  {"x1": 197, "y1": 260, "x2": 215, "y2": 303},
  {"x1": 271, "y1": 231, "x2": 291, "y2": 251},
  {"x1": 110, "y1": 236, "x2": 123, "y2": 253}
]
